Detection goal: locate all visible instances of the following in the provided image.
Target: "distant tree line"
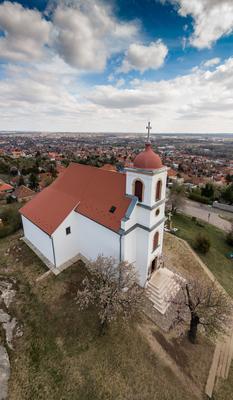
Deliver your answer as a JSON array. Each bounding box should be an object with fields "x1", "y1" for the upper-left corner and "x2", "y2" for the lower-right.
[{"x1": 189, "y1": 182, "x2": 233, "y2": 205}]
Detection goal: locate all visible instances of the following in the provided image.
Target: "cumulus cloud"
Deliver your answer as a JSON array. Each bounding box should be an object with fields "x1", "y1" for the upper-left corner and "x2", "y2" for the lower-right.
[
  {"x1": 0, "y1": 0, "x2": 139, "y2": 71},
  {"x1": 118, "y1": 40, "x2": 168, "y2": 73},
  {"x1": 169, "y1": 0, "x2": 233, "y2": 48},
  {"x1": 0, "y1": 1, "x2": 51, "y2": 62},
  {"x1": 88, "y1": 57, "x2": 233, "y2": 125},
  {"x1": 1, "y1": 56, "x2": 233, "y2": 132},
  {"x1": 203, "y1": 57, "x2": 221, "y2": 67},
  {"x1": 52, "y1": 0, "x2": 139, "y2": 71}
]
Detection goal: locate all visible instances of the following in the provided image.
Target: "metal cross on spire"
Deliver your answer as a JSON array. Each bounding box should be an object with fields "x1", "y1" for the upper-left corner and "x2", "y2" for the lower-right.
[{"x1": 146, "y1": 121, "x2": 152, "y2": 142}]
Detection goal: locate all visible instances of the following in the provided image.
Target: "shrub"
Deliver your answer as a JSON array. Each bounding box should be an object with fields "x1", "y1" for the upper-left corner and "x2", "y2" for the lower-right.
[
  {"x1": 0, "y1": 206, "x2": 22, "y2": 238},
  {"x1": 189, "y1": 192, "x2": 211, "y2": 205},
  {"x1": 194, "y1": 234, "x2": 211, "y2": 254}
]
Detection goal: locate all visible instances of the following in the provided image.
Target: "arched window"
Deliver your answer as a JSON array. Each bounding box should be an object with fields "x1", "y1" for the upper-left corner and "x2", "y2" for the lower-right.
[
  {"x1": 134, "y1": 180, "x2": 143, "y2": 202},
  {"x1": 153, "y1": 232, "x2": 159, "y2": 251},
  {"x1": 156, "y1": 180, "x2": 162, "y2": 201}
]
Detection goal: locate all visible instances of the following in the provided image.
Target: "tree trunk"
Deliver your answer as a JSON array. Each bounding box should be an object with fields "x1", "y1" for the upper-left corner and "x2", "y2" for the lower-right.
[
  {"x1": 188, "y1": 313, "x2": 200, "y2": 344},
  {"x1": 99, "y1": 319, "x2": 108, "y2": 336}
]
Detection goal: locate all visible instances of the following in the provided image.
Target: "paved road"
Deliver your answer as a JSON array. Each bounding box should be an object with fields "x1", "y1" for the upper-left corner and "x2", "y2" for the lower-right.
[{"x1": 181, "y1": 200, "x2": 232, "y2": 232}]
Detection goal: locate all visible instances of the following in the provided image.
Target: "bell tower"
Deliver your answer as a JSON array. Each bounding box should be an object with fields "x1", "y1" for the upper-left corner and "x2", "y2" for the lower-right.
[{"x1": 123, "y1": 122, "x2": 168, "y2": 286}]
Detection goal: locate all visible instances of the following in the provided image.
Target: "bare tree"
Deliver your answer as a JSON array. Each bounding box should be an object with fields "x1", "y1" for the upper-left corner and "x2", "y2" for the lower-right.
[
  {"x1": 169, "y1": 183, "x2": 185, "y2": 213},
  {"x1": 171, "y1": 278, "x2": 231, "y2": 344},
  {"x1": 75, "y1": 256, "x2": 144, "y2": 335}
]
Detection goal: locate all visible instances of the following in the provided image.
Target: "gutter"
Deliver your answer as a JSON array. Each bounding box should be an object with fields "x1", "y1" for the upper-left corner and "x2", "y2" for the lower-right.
[
  {"x1": 51, "y1": 235, "x2": 57, "y2": 267},
  {"x1": 119, "y1": 230, "x2": 123, "y2": 262}
]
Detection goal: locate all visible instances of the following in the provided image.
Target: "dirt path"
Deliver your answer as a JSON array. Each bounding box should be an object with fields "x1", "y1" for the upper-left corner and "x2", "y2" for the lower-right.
[{"x1": 138, "y1": 321, "x2": 203, "y2": 400}]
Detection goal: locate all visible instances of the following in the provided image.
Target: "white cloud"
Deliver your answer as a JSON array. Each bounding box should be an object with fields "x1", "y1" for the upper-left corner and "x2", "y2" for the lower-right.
[
  {"x1": 0, "y1": 1, "x2": 51, "y2": 62},
  {"x1": 52, "y1": 0, "x2": 139, "y2": 71},
  {"x1": 0, "y1": 0, "x2": 233, "y2": 133},
  {"x1": 0, "y1": 0, "x2": 139, "y2": 71},
  {"x1": 116, "y1": 78, "x2": 125, "y2": 88},
  {"x1": 85, "y1": 57, "x2": 233, "y2": 132},
  {"x1": 119, "y1": 40, "x2": 168, "y2": 73},
  {"x1": 1, "y1": 57, "x2": 233, "y2": 132},
  {"x1": 203, "y1": 57, "x2": 221, "y2": 67},
  {"x1": 169, "y1": 0, "x2": 233, "y2": 49}
]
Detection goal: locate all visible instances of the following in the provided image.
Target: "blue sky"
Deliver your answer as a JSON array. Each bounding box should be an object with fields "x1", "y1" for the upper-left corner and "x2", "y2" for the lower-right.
[{"x1": 0, "y1": 0, "x2": 233, "y2": 132}]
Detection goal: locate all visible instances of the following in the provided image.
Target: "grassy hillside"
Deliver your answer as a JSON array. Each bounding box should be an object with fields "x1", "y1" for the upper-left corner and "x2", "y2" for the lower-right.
[
  {"x1": 172, "y1": 213, "x2": 233, "y2": 298},
  {"x1": 0, "y1": 232, "x2": 198, "y2": 400}
]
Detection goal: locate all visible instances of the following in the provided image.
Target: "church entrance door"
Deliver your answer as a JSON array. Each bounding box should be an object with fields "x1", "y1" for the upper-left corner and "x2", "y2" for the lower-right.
[{"x1": 151, "y1": 257, "x2": 157, "y2": 275}]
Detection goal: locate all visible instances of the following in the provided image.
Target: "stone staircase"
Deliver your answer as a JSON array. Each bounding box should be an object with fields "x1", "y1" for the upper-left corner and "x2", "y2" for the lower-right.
[
  {"x1": 146, "y1": 268, "x2": 180, "y2": 314},
  {"x1": 205, "y1": 329, "x2": 233, "y2": 398}
]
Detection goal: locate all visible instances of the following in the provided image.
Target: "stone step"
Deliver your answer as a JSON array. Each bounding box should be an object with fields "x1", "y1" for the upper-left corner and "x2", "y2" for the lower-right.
[
  {"x1": 147, "y1": 278, "x2": 173, "y2": 298},
  {"x1": 148, "y1": 294, "x2": 167, "y2": 314},
  {"x1": 153, "y1": 303, "x2": 166, "y2": 314},
  {"x1": 146, "y1": 268, "x2": 181, "y2": 314},
  {"x1": 147, "y1": 286, "x2": 180, "y2": 314},
  {"x1": 219, "y1": 332, "x2": 233, "y2": 380},
  {"x1": 147, "y1": 278, "x2": 179, "y2": 300},
  {"x1": 205, "y1": 342, "x2": 221, "y2": 398},
  {"x1": 147, "y1": 291, "x2": 166, "y2": 307},
  {"x1": 221, "y1": 342, "x2": 230, "y2": 379},
  {"x1": 216, "y1": 342, "x2": 226, "y2": 379},
  {"x1": 147, "y1": 284, "x2": 177, "y2": 305},
  {"x1": 148, "y1": 275, "x2": 171, "y2": 292},
  {"x1": 225, "y1": 330, "x2": 233, "y2": 379},
  {"x1": 148, "y1": 273, "x2": 171, "y2": 287}
]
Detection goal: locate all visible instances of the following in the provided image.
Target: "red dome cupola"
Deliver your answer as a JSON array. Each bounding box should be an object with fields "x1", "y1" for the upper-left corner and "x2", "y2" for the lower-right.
[{"x1": 133, "y1": 142, "x2": 163, "y2": 170}]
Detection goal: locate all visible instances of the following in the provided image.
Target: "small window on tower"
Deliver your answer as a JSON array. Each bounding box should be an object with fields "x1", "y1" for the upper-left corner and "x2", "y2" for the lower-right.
[
  {"x1": 134, "y1": 180, "x2": 143, "y2": 202},
  {"x1": 155, "y1": 208, "x2": 160, "y2": 216},
  {"x1": 109, "y1": 206, "x2": 116, "y2": 213},
  {"x1": 66, "y1": 226, "x2": 71, "y2": 235}
]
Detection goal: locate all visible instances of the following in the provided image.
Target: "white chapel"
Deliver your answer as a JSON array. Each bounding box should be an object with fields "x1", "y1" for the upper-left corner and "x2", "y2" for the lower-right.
[{"x1": 20, "y1": 125, "x2": 177, "y2": 312}]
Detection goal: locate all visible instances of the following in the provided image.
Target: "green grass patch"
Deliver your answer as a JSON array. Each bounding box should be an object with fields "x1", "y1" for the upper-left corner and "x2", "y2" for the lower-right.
[{"x1": 173, "y1": 213, "x2": 233, "y2": 297}]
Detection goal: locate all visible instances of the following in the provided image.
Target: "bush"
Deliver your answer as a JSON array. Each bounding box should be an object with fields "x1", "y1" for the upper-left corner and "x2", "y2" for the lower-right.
[
  {"x1": 194, "y1": 234, "x2": 211, "y2": 254},
  {"x1": 0, "y1": 206, "x2": 22, "y2": 238},
  {"x1": 6, "y1": 196, "x2": 16, "y2": 204},
  {"x1": 189, "y1": 192, "x2": 211, "y2": 205}
]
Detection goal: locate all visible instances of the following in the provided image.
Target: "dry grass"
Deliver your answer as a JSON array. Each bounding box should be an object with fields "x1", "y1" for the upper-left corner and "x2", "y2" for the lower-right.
[
  {"x1": 153, "y1": 328, "x2": 213, "y2": 391},
  {"x1": 0, "y1": 231, "x2": 200, "y2": 400},
  {"x1": 164, "y1": 232, "x2": 210, "y2": 282},
  {"x1": 214, "y1": 364, "x2": 233, "y2": 399}
]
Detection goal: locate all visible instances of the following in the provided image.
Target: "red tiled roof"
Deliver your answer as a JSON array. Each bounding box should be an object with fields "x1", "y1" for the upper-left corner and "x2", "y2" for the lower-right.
[
  {"x1": 167, "y1": 168, "x2": 177, "y2": 177},
  {"x1": 12, "y1": 185, "x2": 35, "y2": 199},
  {"x1": 20, "y1": 187, "x2": 79, "y2": 235},
  {"x1": 20, "y1": 163, "x2": 131, "y2": 235},
  {"x1": 133, "y1": 143, "x2": 163, "y2": 170},
  {"x1": 100, "y1": 164, "x2": 117, "y2": 172},
  {"x1": 0, "y1": 183, "x2": 13, "y2": 192}
]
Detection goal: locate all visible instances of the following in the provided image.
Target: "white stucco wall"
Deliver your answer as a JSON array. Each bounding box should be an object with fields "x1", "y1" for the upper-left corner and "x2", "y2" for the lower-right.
[
  {"x1": 22, "y1": 163, "x2": 167, "y2": 289},
  {"x1": 52, "y1": 210, "x2": 120, "y2": 267},
  {"x1": 22, "y1": 216, "x2": 54, "y2": 264},
  {"x1": 122, "y1": 165, "x2": 167, "y2": 286},
  {"x1": 126, "y1": 167, "x2": 167, "y2": 208}
]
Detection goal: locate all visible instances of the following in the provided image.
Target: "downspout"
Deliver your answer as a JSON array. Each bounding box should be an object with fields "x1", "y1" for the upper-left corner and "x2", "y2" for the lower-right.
[
  {"x1": 51, "y1": 235, "x2": 57, "y2": 267},
  {"x1": 119, "y1": 232, "x2": 123, "y2": 262}
]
